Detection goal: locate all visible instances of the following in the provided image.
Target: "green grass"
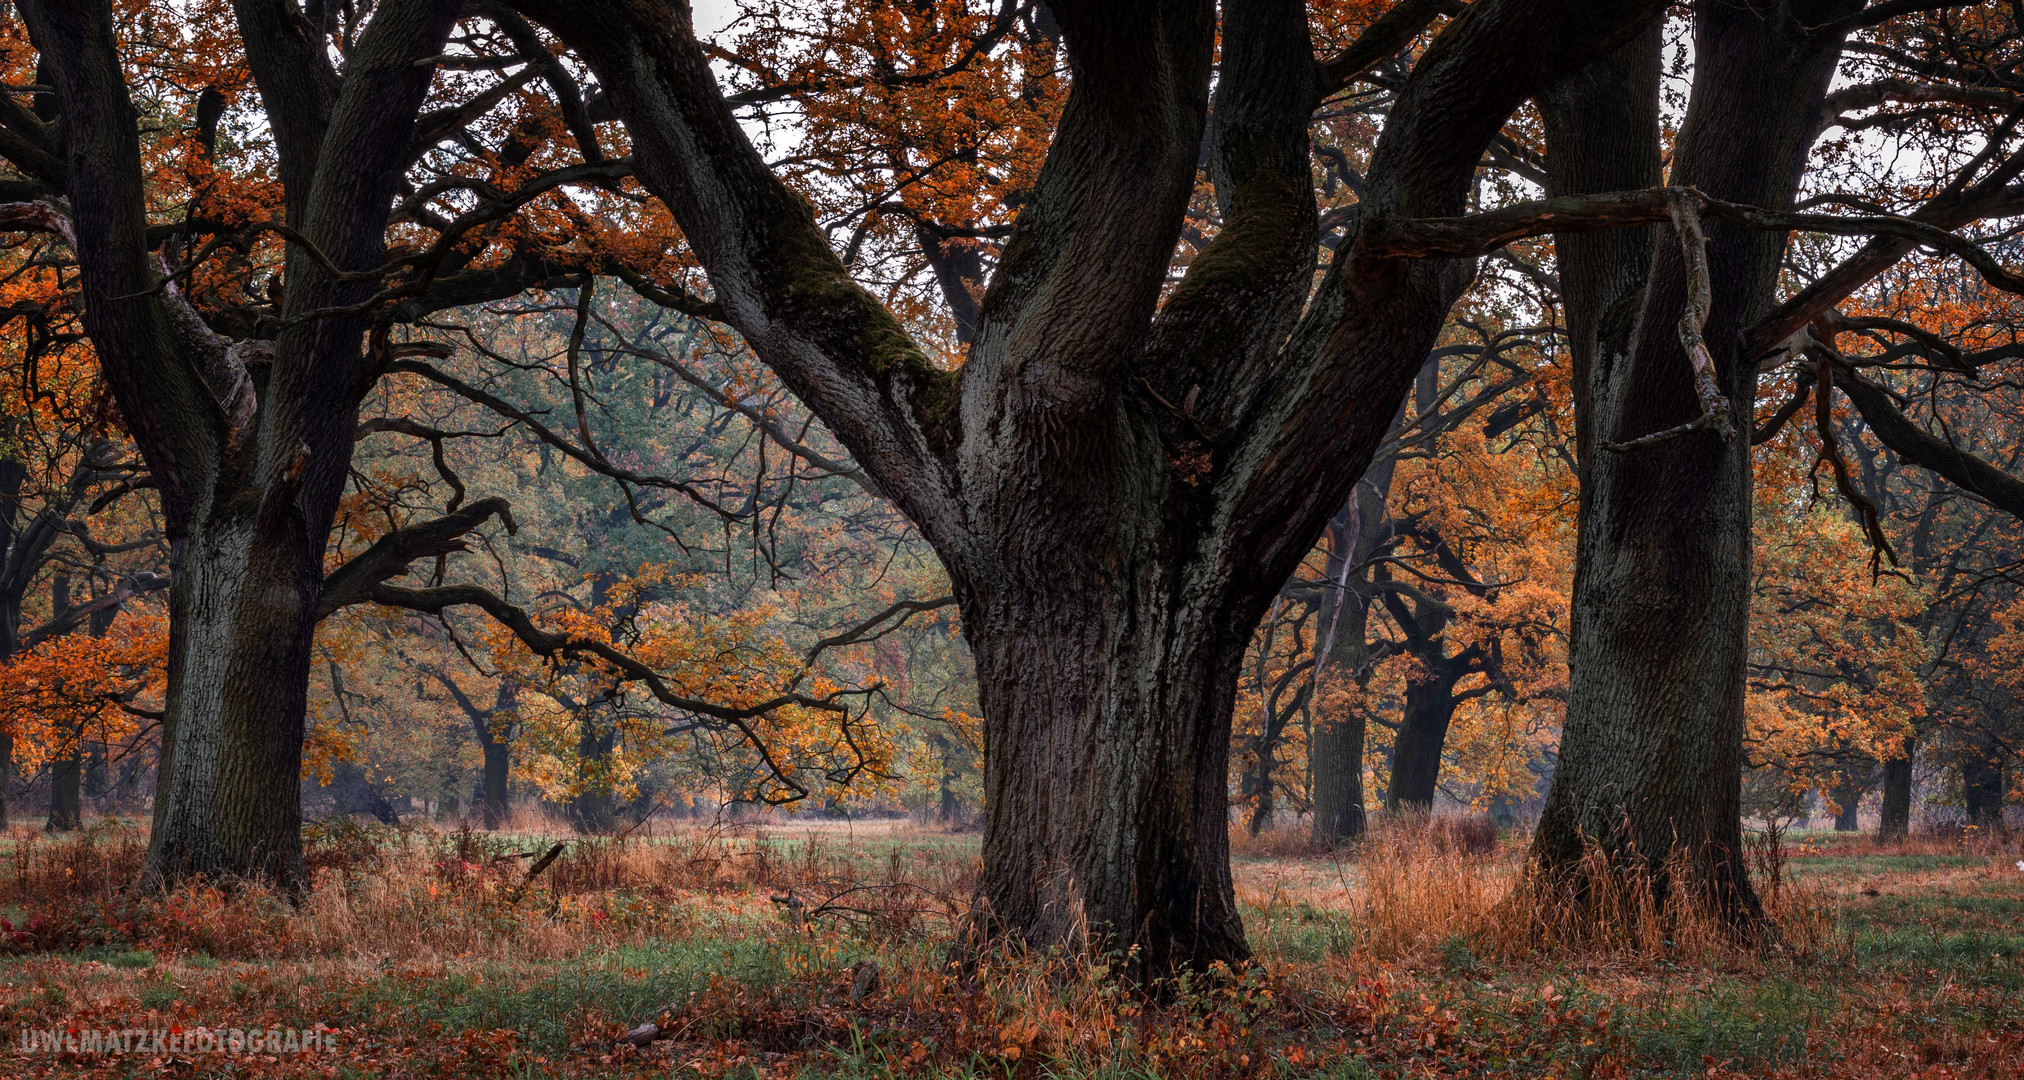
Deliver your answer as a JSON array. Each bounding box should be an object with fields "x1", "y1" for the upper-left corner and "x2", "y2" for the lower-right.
[
  {"x1": 103, "y1": 948, "x2": 156, "y2": 969},
  {"x1": 1788, "y1": 854, "x2": 1990, "y2": 875},
  {"x1": 1619, "y1": 977, "x2": 1831, "y2": 1076},
  {"x1": 322, "y1": 936, "x2": 805, "y2": 1051},
  {"x1": 1246, "y1": 903, "x2": 1360, "y2": 962}
]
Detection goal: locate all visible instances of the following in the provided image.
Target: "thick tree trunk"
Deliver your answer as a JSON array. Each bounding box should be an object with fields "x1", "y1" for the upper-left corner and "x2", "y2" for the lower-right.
[
  {"x1": 971, "y1": 575, "x2": 1251, "y2": 974},
  {"x1": 1310, "y1": 708, "x2": 1368, "y2": 844},
  {"x1": 1878, "y1": 740, "x2": 1914, "y2": 842},
  {"x1": 1533, "y1": 3, "x2": 1858, "y2": 925},
  {"x1": 1385, "y1": 662, "x2": 1463, "y2": 812},
  {"x1": 23, "y1": 0, "x2": 458, "y2": 884},
  {"x1": 1310, "y1": 538, "x2": 1377, "y2": 844},
  {"x1": 570, "y1": 717, "x2": 617, "y2": 833},
  {"x1": 149, "y1": 516, "x2": 321, "y2": 881},
  {"x1": 1310, "y1": 410, "x2": 1407, "y2": 846},
  {"x1": 516, "y1": 0, "x2": 1669, "y2": 977},
  {"x1": 1831, "y1": 777, "x2": 1862, "y2": 832}
]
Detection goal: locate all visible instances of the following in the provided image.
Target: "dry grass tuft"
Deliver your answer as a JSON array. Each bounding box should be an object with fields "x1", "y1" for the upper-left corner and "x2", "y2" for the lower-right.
[{"x1": 0, "y1": 819, "x2": 977, "y2": 962}]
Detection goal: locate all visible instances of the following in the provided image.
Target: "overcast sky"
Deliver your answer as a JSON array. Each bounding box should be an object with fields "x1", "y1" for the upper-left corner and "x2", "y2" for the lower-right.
[{"x1": 691, "y1": 0, "x2": 738, "y2": 39}]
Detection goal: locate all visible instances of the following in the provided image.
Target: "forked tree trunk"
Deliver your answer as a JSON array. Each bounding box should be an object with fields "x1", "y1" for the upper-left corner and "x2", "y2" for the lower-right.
[
  {"x1": 24, "y1": 0, "x2": 460, "y2": 883},
  {"x1": 1878, "y1": 739, "x2": 1914, "y2": 842},
  {"x1": 1311, "y1": 411, "x2": 1407, "y2": 846},
  {"x1": 1533, "y1": 1, "x2": 1861, "y2": 925},
  {"x1": 517, "y1": 0, "x2": 1668, "y2": 974}
]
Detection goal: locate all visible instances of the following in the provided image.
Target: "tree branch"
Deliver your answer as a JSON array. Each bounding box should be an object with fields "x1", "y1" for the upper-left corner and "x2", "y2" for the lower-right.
[
  {"x1": 1314, "y1": 0, "x2": 1461, "y2": 101},
  {"x1": 504, "y1": 0, "x2": 962, "y2": 538},
  {"x1": 367, "y1": 581, "x2": 857, "y2": 799},
  {"x1": 1833, "y1": 362, "x2": 2024, "y2": 524},
  {"x1": 318, "y1": 497, "x2": 517, "y2": 617},
  {"x1": 19, "y1": 571, "x2": 171, "y2": 650}
]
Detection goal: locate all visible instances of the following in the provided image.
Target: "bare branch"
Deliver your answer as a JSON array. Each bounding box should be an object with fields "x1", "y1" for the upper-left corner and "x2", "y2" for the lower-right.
[
  {"x1": 1809, "y1": 349, "x2": 1897, "y2": 575},
  {"x1": 1833, "y1": 357, "x2": 2024, "y2": 524},
  {"x1": 801, "y1": 596, "x2": 957, "y2": 666},
  {"x1": 19, "y1": 571, "x2": 172, "y2": 650},
  {"x1": 367, "y1": 581, "x2": 860, "y2": 800},
  {"x1": 318, "y1": 497, "x2": 518, "y2": 617}
]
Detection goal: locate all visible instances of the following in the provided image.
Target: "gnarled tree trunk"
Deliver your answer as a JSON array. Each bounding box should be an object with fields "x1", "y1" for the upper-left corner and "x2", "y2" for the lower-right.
[
  {"x1": 149, "y1": 518, "x2": 325, "y2": 876},
  {"x1": 972, "y1": 558, "x2": 1252, "y2": 970}
]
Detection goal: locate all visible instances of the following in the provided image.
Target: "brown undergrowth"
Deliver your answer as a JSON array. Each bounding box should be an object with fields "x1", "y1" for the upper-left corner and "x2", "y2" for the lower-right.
[{"x1": 0, "y1": 818, "x2": 2019, "y2": 1078}]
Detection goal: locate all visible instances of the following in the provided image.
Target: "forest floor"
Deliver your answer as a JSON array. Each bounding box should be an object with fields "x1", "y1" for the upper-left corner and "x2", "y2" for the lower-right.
[{"x1": 0, "y1": 818, "x2": 2019, "y2": 1078}]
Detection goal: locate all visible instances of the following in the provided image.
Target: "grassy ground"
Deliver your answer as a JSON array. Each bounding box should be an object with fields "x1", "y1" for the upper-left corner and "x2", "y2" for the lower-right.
[{"x1": 0, "y1": 819, "x2": 2018, "y2": 1078}]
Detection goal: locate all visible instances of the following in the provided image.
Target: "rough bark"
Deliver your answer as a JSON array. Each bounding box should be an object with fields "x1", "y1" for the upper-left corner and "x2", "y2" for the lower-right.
[
  {"x1": 509, "y1": 0, "x2": 1666, "y2": 972},
  {"x1": 1533, "y1": 2, "x2": 1861, "y2": 926}
]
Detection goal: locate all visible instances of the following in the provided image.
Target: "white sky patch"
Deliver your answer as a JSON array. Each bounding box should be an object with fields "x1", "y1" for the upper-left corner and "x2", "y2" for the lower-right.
[{"x1": 691, "y1": 0, "x2": 741, "y2": 39}]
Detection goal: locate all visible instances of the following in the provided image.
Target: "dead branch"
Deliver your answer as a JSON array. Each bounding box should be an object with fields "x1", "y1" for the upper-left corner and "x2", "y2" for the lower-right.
[{"x1": 1605, "y1": 191, "x2": 1738, "y2": 452}]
